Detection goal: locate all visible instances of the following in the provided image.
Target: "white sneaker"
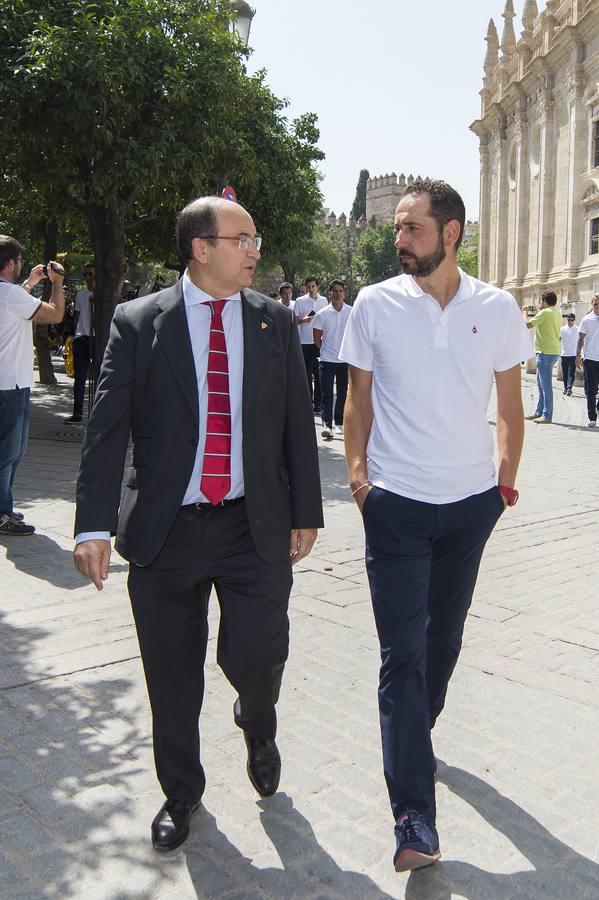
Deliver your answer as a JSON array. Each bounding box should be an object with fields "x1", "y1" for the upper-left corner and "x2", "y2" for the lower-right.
[
  {"x1": 335, "y1": 425, "x2": 344, "y2": 435},
  {"x1": 589, "y1": 421, "x2": 596, "y2": 428},
  {"x1": 321, "y1": 427, "x2": 334, "y2": 441}
]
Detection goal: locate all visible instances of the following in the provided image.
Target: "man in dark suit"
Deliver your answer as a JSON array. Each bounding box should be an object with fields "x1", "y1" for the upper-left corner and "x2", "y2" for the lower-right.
[{"x1": 73, "y1": 196, "x2": 323, "y2": 851}]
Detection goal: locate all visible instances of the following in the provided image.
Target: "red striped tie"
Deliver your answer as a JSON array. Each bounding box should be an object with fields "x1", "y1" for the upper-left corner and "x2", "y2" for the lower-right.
[{"x1": 200, "y1": 299, "x2": 231, "y2": 505}]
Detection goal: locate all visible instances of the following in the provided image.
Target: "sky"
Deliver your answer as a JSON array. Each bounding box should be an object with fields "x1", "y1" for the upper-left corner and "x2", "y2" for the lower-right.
[{"x1": 246, "y1": 0, "x2": 528, "y2": 221}]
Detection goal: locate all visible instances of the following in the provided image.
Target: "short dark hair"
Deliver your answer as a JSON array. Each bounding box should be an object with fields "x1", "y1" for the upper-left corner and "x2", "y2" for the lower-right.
[
  {"x1": 305, "y1": 276, "x2": 319, "y2": 286},
  {"x1": 279, "y1": 282, "x2": 292, "y2": 293},
  {"x1": 566, "y1": 313, "x2": 575, "y2": 320},
  {"x1": 404, "y1": 178, "x2": 466, "y2": 250},
  {"x1": 541, "y1": 290, "x2": 558, "y2": 306},
  {"x1": 176, "y1": 197, "x2": 220, "y2": 263},
  {"x1": 329, "y1": 279, "x2": 345, "y2": 291},
  {"x1": 0, "y1": 235, "x2": 23, "y2": 271}
]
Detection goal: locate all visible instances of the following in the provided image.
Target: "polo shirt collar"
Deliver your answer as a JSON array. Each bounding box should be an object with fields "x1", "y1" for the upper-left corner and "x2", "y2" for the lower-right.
[
  {"x1": 182, "y1": 269, "x2": 241, "y2": 307},
  {"x1": 404, "y1": 268, "x2": 475, "y2": 305}
]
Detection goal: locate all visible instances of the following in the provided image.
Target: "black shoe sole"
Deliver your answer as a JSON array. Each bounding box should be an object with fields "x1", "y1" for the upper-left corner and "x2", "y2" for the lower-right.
[{"x1": 394, "y1": 848, "x2": 441, "y2": 872}]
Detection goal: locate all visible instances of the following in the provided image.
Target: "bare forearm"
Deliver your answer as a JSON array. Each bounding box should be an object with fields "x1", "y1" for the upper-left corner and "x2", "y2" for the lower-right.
[
  {"x1": 344, "y1": 393, "x2": 373, "y2": 489},
  {"x1": 496, "y1": 407, "x2": 524, "y2": 487}
]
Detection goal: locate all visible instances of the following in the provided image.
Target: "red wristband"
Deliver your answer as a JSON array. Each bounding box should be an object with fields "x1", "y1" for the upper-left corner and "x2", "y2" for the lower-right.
[{"x1": 498, "y1": 485, "x2": 519, "y2": 507}]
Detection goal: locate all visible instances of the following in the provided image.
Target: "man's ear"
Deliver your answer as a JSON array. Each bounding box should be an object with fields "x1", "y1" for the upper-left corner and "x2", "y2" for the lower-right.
[
  {"x1": 444, "y1": 220, "x2": 461, "y2": 251},
  {"x1": 191, "y1": 237, "x2": 209, "y2": 263}
]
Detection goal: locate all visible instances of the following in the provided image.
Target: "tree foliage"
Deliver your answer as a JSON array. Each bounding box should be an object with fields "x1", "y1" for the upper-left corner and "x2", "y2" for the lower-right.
[
  {"x1": 0, "y1": 0, "x2": 323, "y2": 371},
  {"x1": 352, "y1": 222, "x2": 398, "y2": 288},
  {"x1": 350, "y1": 169, "x2": 369, "y2": 221}
]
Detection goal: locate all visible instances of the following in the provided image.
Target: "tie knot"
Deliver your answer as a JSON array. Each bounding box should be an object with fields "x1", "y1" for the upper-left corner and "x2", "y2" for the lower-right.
[{"x1": 204, "y1": 299, "x2": 227, "y2": 316}]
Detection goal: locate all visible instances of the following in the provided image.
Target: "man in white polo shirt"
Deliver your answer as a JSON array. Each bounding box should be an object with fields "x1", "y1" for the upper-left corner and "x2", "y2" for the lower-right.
[
  {"x1": 576, "y1": 295, "x2": 599, "y2": 426},
  {"x1": 294, "y1": 276, "x2": 327, "y2": 412},
  {"x1": 313, "y1": 279, "x2": 351, "y2": 440},
  {"x1": 340, "y1": 178, "x2": 531, "y2": 873},
  {"x1": 0, "y1": 235, "x2": 65, "y2": 535}
]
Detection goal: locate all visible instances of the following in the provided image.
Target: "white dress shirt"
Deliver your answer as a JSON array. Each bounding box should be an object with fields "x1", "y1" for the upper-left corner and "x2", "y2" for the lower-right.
[{"x1": 76, "y1": 271, "x2": 244, "y2": 544}]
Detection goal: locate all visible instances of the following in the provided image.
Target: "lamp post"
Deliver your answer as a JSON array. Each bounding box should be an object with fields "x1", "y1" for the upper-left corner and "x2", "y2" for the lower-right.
[{"x1": 230, "y1": 0, "x2": 255, "y2": 46}]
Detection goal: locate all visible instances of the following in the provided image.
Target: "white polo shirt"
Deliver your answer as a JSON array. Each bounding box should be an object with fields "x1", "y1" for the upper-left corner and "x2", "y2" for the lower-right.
[
  {"x1": 339, "y1": 269, "x2": 532, "y2": 504},
  {"x1": 294, "y1": 294, "x2": 328, "y2": 344},
  {"x1": 560, "y1": 324, "x2": 579, "y2": 356},
  {"x1": 578, "y1": 312, "x2": 599, "y2": 362},
  {"x1": 0, "y1": 281, "x2": 41, "y2": 390},
  {"x1": 313, "y1": 302, "x2": 352, "y2": 363},
  {"x1": 74, "y1": 288, "x2": 93, "y2": 338}
]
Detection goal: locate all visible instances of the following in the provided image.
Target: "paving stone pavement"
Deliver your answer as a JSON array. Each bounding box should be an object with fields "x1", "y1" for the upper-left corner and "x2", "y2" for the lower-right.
[{"x1": 1, "y1": 369, "x2": 599, "y2": 899}]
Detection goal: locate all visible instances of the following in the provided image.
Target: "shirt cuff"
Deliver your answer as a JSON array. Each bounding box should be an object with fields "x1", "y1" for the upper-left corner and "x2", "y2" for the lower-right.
[{"x1": 75, "y1": 531, "x2": 111, "y2": 544}]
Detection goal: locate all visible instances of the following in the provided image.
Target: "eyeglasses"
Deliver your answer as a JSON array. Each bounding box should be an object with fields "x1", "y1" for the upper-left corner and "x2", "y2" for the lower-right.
[{"x1": 197, "y1": 235, "x2": 262, "y2": 252}]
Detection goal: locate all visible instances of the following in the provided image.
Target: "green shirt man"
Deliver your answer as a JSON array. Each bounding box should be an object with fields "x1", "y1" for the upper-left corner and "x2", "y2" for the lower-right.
[
  {"x1": 528, "y1": 304, "x2": 562, "y2": 354},
  {"x1": 524, "y1": 290, "x2": 562, "y2": 423}
]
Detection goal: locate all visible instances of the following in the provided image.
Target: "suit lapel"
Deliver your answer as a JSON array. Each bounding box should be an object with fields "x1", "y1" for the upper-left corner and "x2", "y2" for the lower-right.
[
  {"x1": 242, "y1": 289, "x2": 274, "y2": 427},
  {"x1": 154, "y1": 282, "x2": 199, "y2": 427}
]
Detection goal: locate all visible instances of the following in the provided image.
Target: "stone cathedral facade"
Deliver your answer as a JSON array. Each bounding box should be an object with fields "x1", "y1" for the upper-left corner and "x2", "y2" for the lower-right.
[{"x1": 471, "y1": 0, "x2": 599, "y2": 311}]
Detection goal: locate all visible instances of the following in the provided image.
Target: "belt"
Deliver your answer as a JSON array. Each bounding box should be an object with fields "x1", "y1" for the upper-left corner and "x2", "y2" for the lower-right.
[{"x1": 181, "y1": 497, "x2": 245, "y2": 512}]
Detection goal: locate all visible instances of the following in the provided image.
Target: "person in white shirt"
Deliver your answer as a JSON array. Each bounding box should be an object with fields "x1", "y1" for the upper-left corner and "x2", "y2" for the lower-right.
[
  {"x1": 293, "y1": 276, "x2": 327, "y2": 412},
  {"x1": 0, "y1": 235, "x2": 65, "y2": 535},
  {"x1": 66, "y1": 264, "x2": 95, "y2": 423},
  {"x1": 340, "y1": 178, "x2": 531, "y2": 873},
  {"x1": 560, "y1": 313, "x2": 578, "y2": 396},
  {"x1": 576, "y1": 295, "x2": 599, "y2": 426},
  {"x1": 313, "y1": 279, "x2": 351, "y2": 440},
  {"x1": 277, "y1": 281, "x2": 294, "y2": 311}
]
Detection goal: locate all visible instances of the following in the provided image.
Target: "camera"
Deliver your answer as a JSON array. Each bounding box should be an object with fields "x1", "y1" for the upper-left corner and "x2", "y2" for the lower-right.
[{"x1": 43, "y1": 262, "x2": 65, "y2": 277}]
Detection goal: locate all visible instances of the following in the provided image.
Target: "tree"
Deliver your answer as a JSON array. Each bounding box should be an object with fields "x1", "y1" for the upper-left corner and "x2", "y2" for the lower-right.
[
  {"x1": 260, "y1": 223, "x2": 340, "y2": 289},
  {"x1": 456, "y1": 238, "x2": 479, "y2": 277},
  {"x1": 0, "y1": 0, "x2": 323, "y2": 377},
  {"x1": 352, "y1": 222, "x2": 398, "y2": 288},
  {"x1": 350, "y1": 169, "x2": 370, "y2": 221}
]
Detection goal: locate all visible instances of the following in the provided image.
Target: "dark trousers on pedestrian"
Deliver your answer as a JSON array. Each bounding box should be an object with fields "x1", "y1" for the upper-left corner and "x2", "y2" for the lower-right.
[
  {"x1": 72, "y1": 335, "x2": 90, "y2": 416},
  {"x1": 319, "y1": 361, "x2": 348, "y2": 428},
  {"x1": 561, "y1": 356, "x2": 576, "y2": 392},
  {"x1": 0, "y1": 387, "x2": 30, "y2": 517},
  {"x1": 302, "y1": 343, "x2": 320, "y2": 410},
  {"x1": 583, "y1": 358, "x2": 599, "y2": 422},
  {"x1": 362, "y1": 485, "x2": 504, "y2": 827},
  {"x1": 128, "y1": 501, "x2": 292, "y2": 805}
]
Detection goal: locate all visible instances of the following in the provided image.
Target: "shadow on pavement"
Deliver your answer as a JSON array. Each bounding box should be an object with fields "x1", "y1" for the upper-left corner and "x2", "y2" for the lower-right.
[
  {"x1": 184, "y1": 793, "x2": 393, "y2": 899},
  {"x1": 0, "y1": 611, "x2": 150, "y2": 896},
  {"x1": 1, "y1": 532, "x2": 128, "y2": 589},
  {"x1": 404, "y1": 764, "x2": 599, "y2": 899}
]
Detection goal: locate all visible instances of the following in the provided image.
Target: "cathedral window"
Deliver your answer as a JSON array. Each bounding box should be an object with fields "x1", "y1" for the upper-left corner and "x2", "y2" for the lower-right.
[
  {"x1": 590, "y1": 218, "x2": 599, "y2": 256},
  {"x1": 594, "y1": 121, "x2": 599, "y2": 169}
]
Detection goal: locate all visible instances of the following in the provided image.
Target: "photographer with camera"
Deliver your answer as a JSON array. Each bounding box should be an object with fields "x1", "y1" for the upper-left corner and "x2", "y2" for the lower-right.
[{"x1": 0, "y1": 235, "x2": 65, "y2": 535}]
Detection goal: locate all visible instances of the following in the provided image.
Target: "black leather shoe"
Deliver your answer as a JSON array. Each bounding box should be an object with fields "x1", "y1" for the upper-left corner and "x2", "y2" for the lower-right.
[
  {"x1": 244, "y1": 734, "x2": 281, "y2": 797},
  {"x1": 151, "y1": 798, "x2": 199, "y2": 851}
]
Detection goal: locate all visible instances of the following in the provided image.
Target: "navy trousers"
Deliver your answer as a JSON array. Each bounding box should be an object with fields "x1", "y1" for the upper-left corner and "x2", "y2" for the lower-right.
[
  {"x1": 319, "y1": 361, "x2": 348, "y2": 429},
  {"x1": 362, "y1": 485, "x2": 504, "y2": 826}
]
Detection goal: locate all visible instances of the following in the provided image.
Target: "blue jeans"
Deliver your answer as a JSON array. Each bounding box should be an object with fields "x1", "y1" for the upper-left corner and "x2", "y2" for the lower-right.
[
  {"x1": 0, "y1": 387, "x2": 30, "y2": 517},
  {"x1": 362, "y1": 485, "x2": 504, "y2": 826},
  {"x1": 535, "y1": 353, "x2": 559, "y2": 419}
]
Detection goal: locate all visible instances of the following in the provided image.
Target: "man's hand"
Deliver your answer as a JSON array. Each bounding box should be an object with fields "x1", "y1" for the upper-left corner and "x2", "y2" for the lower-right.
[
  {"x1": 289, "y1": 528, "x2": 317, "y2": 565},
  {"x1": 576, "y1": 354, "x2": 582, "y2": 369},
  {"x1": 27, "y1": 264, "x2": 45, "y2": 289},
  {"x1": 352, "y1": 483, "x2": 373, "y2": 513},
  {"x1": 73, "y1": 539, "x2": 112, "y2": 591},
  {"x1": 46, "y1": 260, "x2": 65, "y2": 283}
]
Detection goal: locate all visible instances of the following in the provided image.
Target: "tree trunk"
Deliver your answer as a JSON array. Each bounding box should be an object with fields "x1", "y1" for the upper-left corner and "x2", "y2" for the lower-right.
[
  {"x1": 88, "y1": 202, "x2": 126, "y2": 386},
  {"x1": 34, "y1": 220, "x2": 59, "y2": 385}
]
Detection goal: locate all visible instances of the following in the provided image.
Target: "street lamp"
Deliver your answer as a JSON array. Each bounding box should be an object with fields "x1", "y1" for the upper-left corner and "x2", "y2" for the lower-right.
[{"x1": 230, "y1": 0, "x2": 255, "y2": 46}]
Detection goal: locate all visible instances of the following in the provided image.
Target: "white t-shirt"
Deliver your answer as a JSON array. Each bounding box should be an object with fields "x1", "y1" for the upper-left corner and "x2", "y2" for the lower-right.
[
  {"x1": 294, "y1": 294, "x2": 328, "y2": 344},
  {"x1": 578, "y1": 312, "x2": 599, "y2": 362},
  {"x1": 0, "y1": 281, "x2": 41, "y2": 389},
  {"x1": 560, "y1": 324, "x2": 579, "y2": 356},
  {"x1": 313, "y1": 302, "x2": 352, "y2": 363},
  {"x1": 339, "y1": 269, "x2": 532, "y2": 504},
  {"x1": 74, "y1": 288, "x2": 92, "y2": 337},
  {"x1": 277, "y1": 298, "x2": 295, "y2": 311}
]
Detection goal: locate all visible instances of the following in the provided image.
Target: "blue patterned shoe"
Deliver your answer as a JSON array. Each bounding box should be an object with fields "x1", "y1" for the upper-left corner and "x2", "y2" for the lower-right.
[{"x1": 394, "y1": 809, "x2": 441, "y2": 872}]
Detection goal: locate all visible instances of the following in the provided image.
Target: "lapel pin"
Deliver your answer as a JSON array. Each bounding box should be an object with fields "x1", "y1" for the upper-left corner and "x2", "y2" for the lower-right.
[{"x1": 261, "y1": 321, "x2": 269, "y2": 330}]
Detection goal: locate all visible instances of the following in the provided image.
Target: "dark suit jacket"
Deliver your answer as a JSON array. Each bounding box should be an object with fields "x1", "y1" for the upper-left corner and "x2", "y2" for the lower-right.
[{"x1": 74, "y1": 282, "x2": 323, "y2": 566}]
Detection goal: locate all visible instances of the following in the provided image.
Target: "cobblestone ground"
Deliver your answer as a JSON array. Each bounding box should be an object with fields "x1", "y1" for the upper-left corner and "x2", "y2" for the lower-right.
[{"x1": 1, "y1": 370, "x2": 598, "y2": 899}]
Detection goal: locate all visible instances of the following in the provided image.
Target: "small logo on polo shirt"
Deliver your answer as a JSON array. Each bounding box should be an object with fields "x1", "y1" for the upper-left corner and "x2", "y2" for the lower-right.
[{"x1": 472, "y1": 325, "x2": 478, "y2": 333}]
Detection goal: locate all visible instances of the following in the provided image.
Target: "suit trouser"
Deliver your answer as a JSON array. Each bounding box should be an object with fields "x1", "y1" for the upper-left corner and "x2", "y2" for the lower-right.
[
  {"x1": 301, "y1": 343, "x2": 320, "y2": 408},
  {"x1": 72, "y1": 336, "x2": 90, "y2": 416},
  {"x1": 319, "y1": 361, "x2": 348, "y2": 429},
  {"x1": 362, "y1": 485, "x2": 504, "y2": 827},
  {"x1": 128, "y1": 501, "x2": 292, "y2": 804}
]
